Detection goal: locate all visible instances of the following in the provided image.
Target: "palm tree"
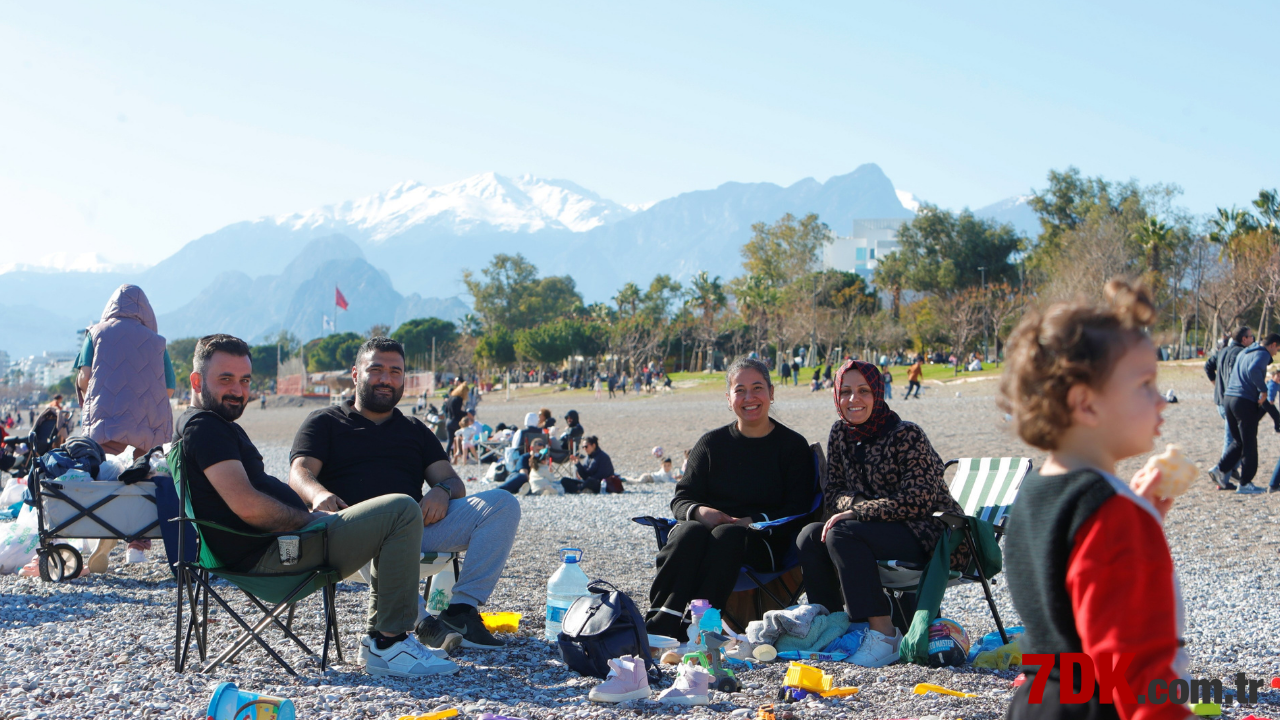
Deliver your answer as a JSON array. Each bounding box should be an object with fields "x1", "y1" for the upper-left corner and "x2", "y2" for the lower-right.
[{"x1": 687, "y1": 272, "x2": 726, "y2": 371}]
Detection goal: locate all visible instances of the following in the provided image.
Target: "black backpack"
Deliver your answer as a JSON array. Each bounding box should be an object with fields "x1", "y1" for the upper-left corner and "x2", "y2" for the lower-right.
[{"x1": 557, "y1": 580, "x2": 660, "y2": 681}]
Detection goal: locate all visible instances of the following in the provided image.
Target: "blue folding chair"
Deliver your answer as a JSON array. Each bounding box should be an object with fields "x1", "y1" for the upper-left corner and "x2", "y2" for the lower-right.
[{"x1": 632, "y1": 444, "x2": 825, "y2": 631}]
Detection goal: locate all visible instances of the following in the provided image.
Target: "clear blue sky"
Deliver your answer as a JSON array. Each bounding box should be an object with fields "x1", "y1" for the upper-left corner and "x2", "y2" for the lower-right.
[{"x1": 2, "y1": 2, "x2": 1276, "y2": 266}]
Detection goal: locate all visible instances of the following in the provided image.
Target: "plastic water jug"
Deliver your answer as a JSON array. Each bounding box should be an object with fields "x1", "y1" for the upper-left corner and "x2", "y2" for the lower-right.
[{"x1": 544, "y1": 548, "x2": 590, "y2": 641}]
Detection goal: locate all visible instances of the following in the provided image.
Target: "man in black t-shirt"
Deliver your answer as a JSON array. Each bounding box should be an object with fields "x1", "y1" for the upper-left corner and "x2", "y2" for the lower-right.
[
  {"x1": 288, "y1": 337, "x2": 520, "y2": 651},
  {"x1": 177, "y1": 334, "x2": 455, "y2": 678}
]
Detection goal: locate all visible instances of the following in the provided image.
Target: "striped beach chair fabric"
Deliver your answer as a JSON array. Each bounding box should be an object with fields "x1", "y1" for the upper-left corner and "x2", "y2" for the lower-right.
[{"x1": 876, "y1": 456, "x2": 1032, "y2": 644}]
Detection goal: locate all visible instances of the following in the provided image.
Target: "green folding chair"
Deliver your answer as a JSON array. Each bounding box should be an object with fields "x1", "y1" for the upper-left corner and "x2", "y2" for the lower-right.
[
  {"x1": 876, "y1": 456, "x2": 1032, "y2": 645},
  {"x1": 168, "y1": 441, "x2": 344, "y2": 677}
]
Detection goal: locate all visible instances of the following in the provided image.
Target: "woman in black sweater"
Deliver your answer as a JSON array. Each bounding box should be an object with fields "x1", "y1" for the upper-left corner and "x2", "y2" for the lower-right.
[{"x1": 645, "y1": 357, "x2": 815, "y2": 637}]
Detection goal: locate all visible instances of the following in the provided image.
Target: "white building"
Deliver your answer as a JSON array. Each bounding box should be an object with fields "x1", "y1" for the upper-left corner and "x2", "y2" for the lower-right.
[
  {"x1": 14, "y1": 351, "x2": 77, "y2": 388},
  {"x1": 822, "y1": 218, "x2": 908, "y2": 281}
]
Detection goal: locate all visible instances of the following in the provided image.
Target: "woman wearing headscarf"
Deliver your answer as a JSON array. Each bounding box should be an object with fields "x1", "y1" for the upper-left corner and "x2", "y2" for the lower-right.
[{"x1": 795, "y1": 359, "x2": 966, "y2": 668}]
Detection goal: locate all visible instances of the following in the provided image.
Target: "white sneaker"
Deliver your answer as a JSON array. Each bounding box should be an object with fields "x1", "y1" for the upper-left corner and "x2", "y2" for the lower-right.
[
  {"x1": 125, "y1": 548, "x2": 147, "y2": 564},
  {"x1": 1237, "y1": 483, "x2": 1265, "y2": 495},
  {"x1": 361, "y1": 634, "x2": 458, "y2": 677},
  {"x1": 357, "y1": 635, "x2": 453, "y2": 666},
  {"x1": 849, "y1": 628, "x2": 902, "y2": 668}
]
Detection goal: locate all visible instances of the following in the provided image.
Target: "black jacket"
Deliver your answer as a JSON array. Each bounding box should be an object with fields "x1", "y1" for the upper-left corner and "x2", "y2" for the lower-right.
[{"x1": 1205, "y1": 341, "x2": 1244, "y2": 407}]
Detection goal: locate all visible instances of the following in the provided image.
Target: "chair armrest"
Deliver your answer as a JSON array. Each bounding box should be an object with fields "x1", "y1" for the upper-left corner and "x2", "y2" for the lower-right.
[
  {"x1": 631, "y1": 516, "x2": 676, "y2": 530},
  {"x1": 175, "y1": 516, "x2": 327, "y2": 539},
  {"x1": 748, "y1": 512, "x2": 810, "y2": 532},
  {"x1": 931, "y1": 511, "x2": 968, "y2": 530}
]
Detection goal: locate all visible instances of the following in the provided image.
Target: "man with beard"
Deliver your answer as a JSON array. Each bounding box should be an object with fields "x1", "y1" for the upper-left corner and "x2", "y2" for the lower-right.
[
  {"x1": 175, "y1": 334, "x2": 455, "y2": 677},
  {"x1": 288, "y1": 337, "x2": 520, "y2": 651}
]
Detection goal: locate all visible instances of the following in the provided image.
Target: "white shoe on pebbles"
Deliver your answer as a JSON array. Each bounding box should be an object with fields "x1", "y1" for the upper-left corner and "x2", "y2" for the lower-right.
[
  {"x1": 360, "y1": 634, "x2": 458, "y2": 677},
  {"x1": 849, "y1": 627, "x2": 902, "y2": 668},
  {"x1": 126, "y1": 548, "x2": 147, "y2": 564}
]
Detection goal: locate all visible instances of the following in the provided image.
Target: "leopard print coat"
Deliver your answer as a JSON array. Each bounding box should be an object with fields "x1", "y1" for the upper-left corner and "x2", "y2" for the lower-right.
[{"x1": 824, "y1": 419, "x2": 971, "y2": 570}]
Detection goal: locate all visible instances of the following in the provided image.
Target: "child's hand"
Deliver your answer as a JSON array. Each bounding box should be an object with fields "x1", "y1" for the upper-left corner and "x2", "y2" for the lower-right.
[{"x1": 1130, "y1": 465, "x2": 1174, "y2": 522}]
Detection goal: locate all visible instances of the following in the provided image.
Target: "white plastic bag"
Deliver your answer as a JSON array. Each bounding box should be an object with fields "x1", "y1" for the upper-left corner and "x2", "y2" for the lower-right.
[
  {"x1": 0, "y1": 478, "x2": 26, "y2": 508},
  {"x1": 97, "y1": 453, "x2": 131, "y2": 483},
  {"x1": 0, "y1": 505, "x2": 41, "y2": 574}
]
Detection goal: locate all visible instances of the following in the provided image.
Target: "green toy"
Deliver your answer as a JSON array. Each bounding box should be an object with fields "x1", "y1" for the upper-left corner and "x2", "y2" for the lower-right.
[{"x1": 680, "y1": 631, "x2": 741, "y2": 693}]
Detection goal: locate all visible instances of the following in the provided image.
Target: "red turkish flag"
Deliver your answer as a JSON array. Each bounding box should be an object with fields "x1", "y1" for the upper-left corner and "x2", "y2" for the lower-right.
[{"x1": 335, "y1": 286, "x2": 349, "y2": 310}]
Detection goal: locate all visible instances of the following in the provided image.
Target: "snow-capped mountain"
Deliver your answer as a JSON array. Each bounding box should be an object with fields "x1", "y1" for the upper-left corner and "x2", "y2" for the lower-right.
[
  {"x1": 274, "y1": 172, "x2": 636, "y2": 241},
  {"x1": 895, "y1": 190, "x2": 921, "y2": 213}
]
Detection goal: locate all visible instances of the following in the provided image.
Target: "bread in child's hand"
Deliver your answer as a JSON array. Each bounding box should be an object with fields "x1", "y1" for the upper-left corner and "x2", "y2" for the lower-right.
[{"x1": 1143, "y1": 444, "x2": 1197, "y2": 499}]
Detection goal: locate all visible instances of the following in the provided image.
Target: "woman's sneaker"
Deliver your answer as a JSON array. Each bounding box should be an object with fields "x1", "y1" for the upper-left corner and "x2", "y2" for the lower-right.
[
  {"x1": 655, "y1": 662, "x2": 710, "y2": 705},
  {"x1": 588, "y1": 655, "x2": 651, "y2": 703},
  {"x1": 849, "y1": 628, "x2": 902, "y2": 668},
  {"x1": 361, "y1": 634, "x2": 458, "y2": 677}
]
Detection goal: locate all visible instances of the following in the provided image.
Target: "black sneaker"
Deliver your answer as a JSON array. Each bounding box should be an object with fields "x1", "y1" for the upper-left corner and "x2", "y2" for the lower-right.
[
  {"x1": 438, "y1": 606, "x2": 506, "y2": 649},
  {"x1": 414, "y1": 615, "x2": 463, "y2": 654}
]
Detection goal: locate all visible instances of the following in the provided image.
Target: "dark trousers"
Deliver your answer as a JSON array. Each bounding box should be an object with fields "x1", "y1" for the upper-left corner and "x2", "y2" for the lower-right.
[
  {"x1": 906, "y1": 380, "x2": 922, "y2": 398},
  {"x1": 1219, "y1": 396, "x2": 1263, "y2": 484},
  {"x1": 645, "y1": 521, "x2": 779, "y2": 637},
  {"x1": 796, "y1": 519, "x2": 926, "y2": 620}
]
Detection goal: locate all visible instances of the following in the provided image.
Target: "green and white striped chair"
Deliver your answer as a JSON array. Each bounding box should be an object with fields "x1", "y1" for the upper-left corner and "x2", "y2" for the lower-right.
[{"x1": 877, "y1": 456, "x2": 1032, "y2": 644}]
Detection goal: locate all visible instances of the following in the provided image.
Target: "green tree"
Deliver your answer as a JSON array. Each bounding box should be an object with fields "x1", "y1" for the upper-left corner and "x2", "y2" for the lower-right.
[
  {"x1": 307, "y1": 332, "x2": 363, "y2": 372},
  {"x1": 876, "y1": 204, "x2": 1021, "y2": 297},
  {"x1": 167, "y1": 337, "x2": 199, "y2": 390},
  {"x1": 249, "y1": 344, "x2": 281, "y2": 382},
  {"x1": 392, "y1": 318, "x2": 459, "y2": 362},
  {"x1": 462, "y1": 253, "x2": 583, "y2": 330},
  {"x1": 474, "y1": 326, "x2": 516, "y2": 367},
  {"x1": 741, "y1": 213, "x2": 830, "y2": 288},
  {"x1": 1026, "y1": 166, "x2": 1144, "y2": 270}
]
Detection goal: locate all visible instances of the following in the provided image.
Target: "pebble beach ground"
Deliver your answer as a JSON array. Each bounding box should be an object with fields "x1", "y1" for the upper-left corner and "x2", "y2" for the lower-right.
[{"x1": 1, "y1": 364, "x2": 1278, "y2": 719}]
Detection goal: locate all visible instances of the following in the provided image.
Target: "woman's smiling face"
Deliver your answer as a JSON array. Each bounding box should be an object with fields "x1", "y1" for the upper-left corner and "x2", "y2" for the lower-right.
[
  {"x1": 838, "y1": 370, "x2": 874, "y2": 425},
  {"x1": 727, "y1": 367, "x2": 773, "y2": 426}
]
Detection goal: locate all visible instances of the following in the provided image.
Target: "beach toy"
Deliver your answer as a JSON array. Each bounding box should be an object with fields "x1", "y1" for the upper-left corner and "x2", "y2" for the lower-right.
[
  {"x1": 1190, "y1": 703, "x2": 1221, "y2": 717},
  {"x1": 819, "y1": 686, "x2": 860, "y2": 698},
  {"x1": 397, "y1": 711, "x2": 458, "y2": 720},
  {"x1": 660, "y1": 650, "x2": 682, "y2": 664},
  {"x1": 783, "y1": 661, "x2": 834, "y2": 693},
  {"x1": 913, "y1": 682, "x2": 977, "y2": 698},
  {"x1": 647, "y1": 633, "x2": 680, "y2": 659},
  {"x1": 652, "y1": 446, "x2": 664, "y2": 458},
  {"x1": 207, "y1": 682, "x2": 296, "y2": 720},
  {"x1": 752, "y1": 644, "x2": 777, "y2": 662},
  {"x1": 1012, "y1": 672, "x2": 1027, "y2": 687},
  {"x1": 480, "y1": 611, "x2": 522, "y2": 633},
  {"x1": 1272, "y1": 676, "x2": 1280, "y2": 688}
]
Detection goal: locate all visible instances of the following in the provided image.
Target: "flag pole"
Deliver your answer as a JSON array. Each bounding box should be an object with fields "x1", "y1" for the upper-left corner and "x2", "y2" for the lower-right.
[{"x1": 334, "y1": 285, "x2": 338, "y2": 335}]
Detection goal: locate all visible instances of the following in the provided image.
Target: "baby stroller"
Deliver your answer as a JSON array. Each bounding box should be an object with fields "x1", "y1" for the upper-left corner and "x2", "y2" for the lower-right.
[
  {"x1": 28, "y1": 438, "x2": 162, "y2": 582},
  {"x1": 0, "y1": 407, "x2": 62, "y2": 478}
]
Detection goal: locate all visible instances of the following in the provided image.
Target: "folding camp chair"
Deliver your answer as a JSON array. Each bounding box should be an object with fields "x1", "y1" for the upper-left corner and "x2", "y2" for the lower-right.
[
  {"x1": 876, "y1": 456, "x2": 1032, "y2": 645},
  {"x1": 547, "y1": 437, "x2": 579, "y2": 477},
  {"x1": 168, "y1": 443, "x2": 343, "y2": 677},
  {"x1": 632, "y1": 444, "x2": 825, "y2": 632}
]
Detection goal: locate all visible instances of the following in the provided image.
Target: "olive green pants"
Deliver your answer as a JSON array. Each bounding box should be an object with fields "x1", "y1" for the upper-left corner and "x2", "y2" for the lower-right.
[{"x1": 251, "y1": 493, "x2": 423, "y2": 635}]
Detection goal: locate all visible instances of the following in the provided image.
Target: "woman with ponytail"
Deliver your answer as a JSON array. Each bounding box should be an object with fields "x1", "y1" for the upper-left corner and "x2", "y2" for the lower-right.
[{"x1": 796, "y1": 358, "x2": 965, "y2": 667}]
